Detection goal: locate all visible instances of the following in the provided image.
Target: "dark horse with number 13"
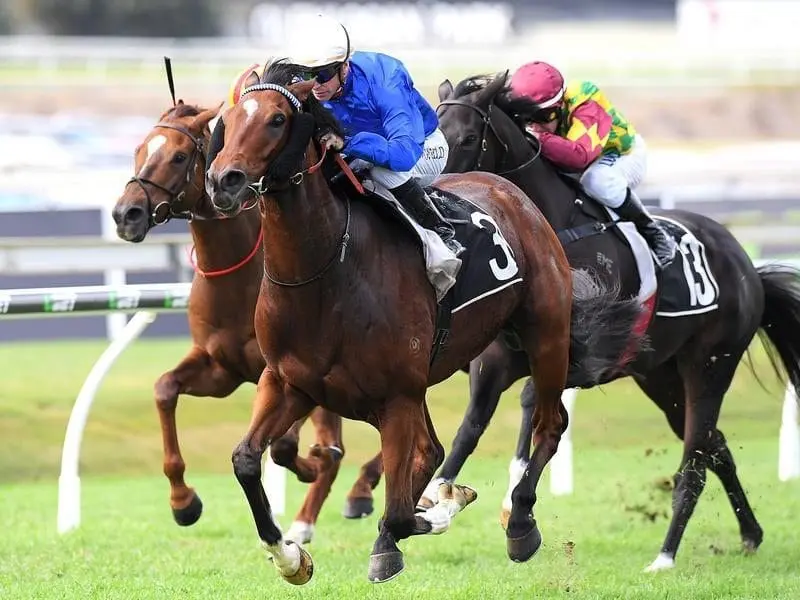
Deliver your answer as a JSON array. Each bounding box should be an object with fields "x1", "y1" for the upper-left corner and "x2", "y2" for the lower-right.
[
  {"x1": 428, "y1": 72, "x2": 800, "y2": 571},
  {"x1": 204, "y1": 60, "x2": 644, "y2": 584}
]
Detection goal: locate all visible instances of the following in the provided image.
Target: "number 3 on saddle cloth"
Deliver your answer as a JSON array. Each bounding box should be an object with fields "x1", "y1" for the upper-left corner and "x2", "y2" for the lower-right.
[{"x1": 351, "y1": 178, "x2": 525, "y2": 362}]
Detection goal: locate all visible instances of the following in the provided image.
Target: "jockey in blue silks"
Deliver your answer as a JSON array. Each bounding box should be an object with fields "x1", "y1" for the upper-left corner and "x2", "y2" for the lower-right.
[{"x1": 286, "y1": 14, "x2": 463, "y2": 257}]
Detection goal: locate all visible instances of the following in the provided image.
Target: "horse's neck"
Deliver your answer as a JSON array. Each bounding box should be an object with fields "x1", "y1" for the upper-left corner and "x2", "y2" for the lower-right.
[
  {"x1": 508, "y1": 149, "x2": 576, "y2": 230},
  {"x1": 190, "y1": 196, "x2": 262, "y2": 272},
  {"x1": 260, "y1": 177, "x2": 347, "y2": 286}
]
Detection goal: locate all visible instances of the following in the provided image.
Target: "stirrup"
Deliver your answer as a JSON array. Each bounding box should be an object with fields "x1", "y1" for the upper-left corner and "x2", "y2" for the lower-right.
[
  {"x1": 435, "y1": 226, "x2": 465, "y2": 256},
  {"x1": 651, "y1": 241, "x2": 676, "y2": 270},
  {"x1": 444, "y1": 238, "x2": 465, "y2": 257}
]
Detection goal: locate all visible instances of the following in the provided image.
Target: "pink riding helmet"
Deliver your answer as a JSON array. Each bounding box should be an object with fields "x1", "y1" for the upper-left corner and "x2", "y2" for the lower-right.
[{"x1": 509, "y1": 61, "x2": 566, "y2": 109}]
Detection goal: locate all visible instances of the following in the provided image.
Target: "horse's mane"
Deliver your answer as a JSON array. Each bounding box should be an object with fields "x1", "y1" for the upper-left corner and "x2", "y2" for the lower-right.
[
  {"x1": 259, "y1": 58, "x2": 344, "y2": 140},
  {"x1": 452, "y1": 72, "x2": 541, "y2": 129}
]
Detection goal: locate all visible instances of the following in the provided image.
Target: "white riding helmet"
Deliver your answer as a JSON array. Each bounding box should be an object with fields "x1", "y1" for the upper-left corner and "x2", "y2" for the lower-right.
[{"x1": 287, "y1": 14, "x2": 353, "y2": 69}]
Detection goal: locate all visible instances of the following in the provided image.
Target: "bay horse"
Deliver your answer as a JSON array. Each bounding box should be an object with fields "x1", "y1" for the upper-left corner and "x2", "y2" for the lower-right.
[
  {"x1": 429, "y1": 72, "x2": 800, "y2": 571},
  {"x1": 111, "y1": 99, "x2": 384, "y2": 544},
  {"x1": 205, "y1": 59, "x2": 642, "y2": 584}
]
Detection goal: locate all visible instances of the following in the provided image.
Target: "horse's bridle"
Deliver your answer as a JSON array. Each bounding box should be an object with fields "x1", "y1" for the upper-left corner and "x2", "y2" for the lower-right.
[
  {"x1": 125, "y1": 122, "x2": 208, "y2": 225},
  {"x1": 436, "y1": 99, "x2": 541, "y2": 177}
]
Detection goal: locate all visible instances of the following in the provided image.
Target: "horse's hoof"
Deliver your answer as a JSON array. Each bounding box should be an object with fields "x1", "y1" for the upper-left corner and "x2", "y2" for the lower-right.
[
  {"x1": 343, "y1": 497, "x2": 374, "y2": 519},
  {"x1": 742, "y1": 527, "x2": 763, "y2": 554},
  {"x1": 368, "y1": 550, "x2": 404, "y2": 583},
  {"x1": 172, "y1": 493, "x2": 203, "y2": 527},
  {"x1": 742, "y1": 537, "x2": 761, "y2": 555},
  {"x1": 507, "y1": 524, "x2": 542, "y2": 562},
  {"x1": 309, "y1": 444, "x2": 344, "y2": 463},
  {"x1": 282, "y1": 544, "x2": 314, "y2": 585},
  {"x1": 499, "y1": 508, "x2": 511, "y2": 531}
]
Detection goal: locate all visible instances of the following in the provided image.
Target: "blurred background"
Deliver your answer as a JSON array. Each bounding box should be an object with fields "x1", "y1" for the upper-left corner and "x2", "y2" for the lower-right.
[
  {"x1": 1, "y1": 7, "x2": 799, "y2": 592},
  {"x1": 0, "y1": 0, "x2": 799, "y2": 340}
]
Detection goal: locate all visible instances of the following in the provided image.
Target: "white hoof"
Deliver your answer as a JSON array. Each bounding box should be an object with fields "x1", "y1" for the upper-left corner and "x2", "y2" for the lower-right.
[
  {"x1": 262, "y1": 539, "x2": 301, "y2": 576},
  {"x1": 420, "y1": 503, "x2": 453, "y2": 534},
  {"x1": 284, "y1": 521, "x2": 314, "y2": 546},
  {"x1": 644, "y1": 552, "x2": 675, "y2": 572}
]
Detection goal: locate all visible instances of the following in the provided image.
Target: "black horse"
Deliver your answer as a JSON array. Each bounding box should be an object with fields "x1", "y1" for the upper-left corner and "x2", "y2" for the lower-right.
[{"x1": 424, "y1": 72, "x2": 800, "y2": 571}]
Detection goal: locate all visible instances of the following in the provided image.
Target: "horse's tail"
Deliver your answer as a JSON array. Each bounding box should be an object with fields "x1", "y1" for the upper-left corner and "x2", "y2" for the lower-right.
[
  {"x1": 567, "y1": 268, "x2": 645, "y2": 386},
  {"x1": 756, "y1": 265, "x2": 800, "y2": 394}
]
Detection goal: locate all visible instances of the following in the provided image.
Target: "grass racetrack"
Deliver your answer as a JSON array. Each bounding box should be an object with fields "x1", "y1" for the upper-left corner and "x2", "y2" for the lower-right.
[{"x1": 1, "y1": 339, "x2": 799, "y2": 599}]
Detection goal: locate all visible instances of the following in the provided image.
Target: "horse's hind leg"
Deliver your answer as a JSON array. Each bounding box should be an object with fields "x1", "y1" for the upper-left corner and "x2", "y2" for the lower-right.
[
  {"x1": 232, "y1": 369, "x2": 316, "y2": 585},
  {"x1": 505, "y1": 283, "x2": 572, "y2": 563},
  {"x1": 343, "y1": 451, "x2": 383, "y2": 519},
  {"x1": 705, "y1": 428, "x2": 763, "y2": 552},
  {"x1": 418, "y1": 341, "x2": 528, "y2": 510},
  {"x1": 285, "y1": 408, "x2": 345, "y2": 545},
  {"x1": 154, "y1": 345, "x2": 243, "y2": 526},
  {"x1": 642, "y1": 341, "x2": 756, "y2": 572},
  {"x1": 501, "y1": 376, "x2": 535, "y2": 529},
  {"x1": 635, "y1": 358, "x2": 763, "y2": 568}
]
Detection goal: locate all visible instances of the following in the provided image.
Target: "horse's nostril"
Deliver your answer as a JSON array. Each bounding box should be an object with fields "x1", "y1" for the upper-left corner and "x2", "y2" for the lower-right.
[
  {"x1": 123, "y1": 206, "x2": 146, "y2": 225},
  {"x1": 220, "y1": 169, "x2": 247, "y2": 194}
]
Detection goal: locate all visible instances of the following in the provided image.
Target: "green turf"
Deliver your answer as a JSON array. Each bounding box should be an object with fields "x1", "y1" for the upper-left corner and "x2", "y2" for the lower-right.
[{"x1": 0, "y1": 339, "x2": 797, "y2": 598}]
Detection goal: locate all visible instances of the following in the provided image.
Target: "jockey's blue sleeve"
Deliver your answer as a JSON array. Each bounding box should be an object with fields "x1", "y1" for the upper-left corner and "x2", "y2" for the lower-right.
[{"x1": 343, "y1": 85, "x2": 424, "y2": 172}]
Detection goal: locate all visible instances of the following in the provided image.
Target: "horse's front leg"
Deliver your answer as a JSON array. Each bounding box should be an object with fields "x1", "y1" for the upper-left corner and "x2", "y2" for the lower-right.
[
  {"x1": 232, "y1": 369, "x2": 316, "y2": 585},
  {"x1": 369, "y1": 397, "x2": 475, "y2": 583},
  {"x1": 420, "y1": 342, "x2": 528, "y2": 511},
  {"x1": 154, "y1": 346, "x2": 243, "y2": 526}
]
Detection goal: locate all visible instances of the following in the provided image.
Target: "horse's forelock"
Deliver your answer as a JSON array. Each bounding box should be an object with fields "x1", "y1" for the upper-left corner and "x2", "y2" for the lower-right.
[
  {"x1": 156, "y1": 102, "x2": 203, "y2": 124},
  {"x1": 259, "y1": 57, "x2": 302, "y2": 87},
  {"x1": 453, "y1": 75, "x2": 493, "y2": 99}
]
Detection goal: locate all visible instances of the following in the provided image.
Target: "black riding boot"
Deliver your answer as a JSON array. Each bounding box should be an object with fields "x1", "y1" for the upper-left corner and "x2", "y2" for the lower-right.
[
  {"x1": 391, "y1": 179, "x2": 465, "y2": 256},
  {"x1": 615, "y1": 189, "x2": 676, "y2": 269}
]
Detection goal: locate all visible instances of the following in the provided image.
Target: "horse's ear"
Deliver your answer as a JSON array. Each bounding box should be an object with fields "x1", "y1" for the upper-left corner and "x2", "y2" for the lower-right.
[
  {"x1": 438, "y1": 79, "x2": 454, "y2": 102},
  {"x1": 243, "y1": 71, "x2": 260, "y2": 90},
  {"x1": 288, "y1": 79, "x2": 316, "y2": 104},
  {"x1": 177, "y1": 99, "x2": 185, "y2": 106},
  {"x1": 191, "y1": 102, "x2": 224, "y2": 133}
]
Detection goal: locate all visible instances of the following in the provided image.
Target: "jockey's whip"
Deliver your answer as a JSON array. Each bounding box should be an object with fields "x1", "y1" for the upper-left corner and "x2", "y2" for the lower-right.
[{"x1": 163, "y1": 56, "x2": 177, "y2": 107}]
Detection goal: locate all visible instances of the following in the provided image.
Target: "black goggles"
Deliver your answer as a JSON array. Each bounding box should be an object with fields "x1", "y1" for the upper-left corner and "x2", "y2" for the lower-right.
[
  {"x1": 530, "y1": 106, "x2": 561, "y2": 124},
  {"x1": 299, "y1": 64, "x2": 341, "y2": 84}
]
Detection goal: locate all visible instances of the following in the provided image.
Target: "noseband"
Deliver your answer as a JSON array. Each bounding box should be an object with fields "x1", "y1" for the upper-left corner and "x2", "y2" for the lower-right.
[
  {"x1": 126, "y1": 122, "x2": 207, "y2": 225},
  {"x1": 437, "y1": 99, "x2": 541, "y2": 176}
]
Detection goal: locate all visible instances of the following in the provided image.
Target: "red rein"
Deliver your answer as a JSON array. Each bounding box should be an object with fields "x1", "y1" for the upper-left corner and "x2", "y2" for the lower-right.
[{"x1": 188, "y1": 227, "x2": 264, "y2": 278}]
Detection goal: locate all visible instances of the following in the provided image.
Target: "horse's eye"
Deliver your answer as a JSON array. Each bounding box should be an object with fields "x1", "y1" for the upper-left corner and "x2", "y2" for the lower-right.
[
  {"x1": 270, "y1": 114, "x2": 287, "y2": 128},
  {"x1": 462, "y1": 134, "x2": 478, "y2": 146},
  {"x1": 172, "y1": 152, "x2": 188, "y2": 164}
]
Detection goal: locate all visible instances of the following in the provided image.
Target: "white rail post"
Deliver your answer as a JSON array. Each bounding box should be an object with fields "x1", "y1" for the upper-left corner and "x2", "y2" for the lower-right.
[
  {"x1": 264, "y1": 451, "x2": 286, "y2": 516},
  {"x1": 550, "y1": 388, "x2": 578, "y2": 496},
  {"x1": 57, "y1": 311, "x2": 157, "y2": 534},
  {"x1": 779, "y1": 384, "x2": 800, "y2": 482}
]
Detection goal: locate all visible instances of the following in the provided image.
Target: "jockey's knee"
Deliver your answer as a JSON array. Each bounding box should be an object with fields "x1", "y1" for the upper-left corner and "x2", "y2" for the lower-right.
[
  {"x1": 371, "y1": 167, "x2": 411, "y2": 190},
  {"x1": 580, "y1": 167, "x2": 627, "y2": 209}
]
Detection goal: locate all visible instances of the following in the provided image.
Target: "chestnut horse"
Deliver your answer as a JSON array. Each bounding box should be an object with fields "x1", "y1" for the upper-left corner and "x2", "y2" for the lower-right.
[
  {"x1": 205, "y1": 60, "x2": 642, "y2": 584},
  {"x1": 111, "y1": 99, "x2": 383, "y2": 543},
  {"x1": 430, "y1": 72, "x2": 800, "y2": 571}
]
